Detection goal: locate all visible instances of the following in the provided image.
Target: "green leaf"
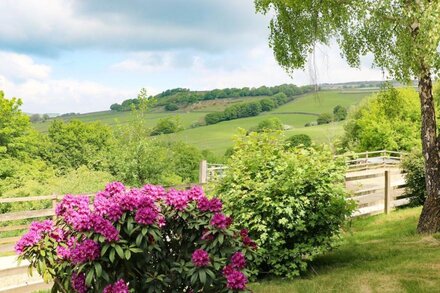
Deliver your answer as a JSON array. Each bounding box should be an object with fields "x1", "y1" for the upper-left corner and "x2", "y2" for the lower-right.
[
  {"x1": 199, "y1": 269, "x2": 206, "y2": 284},
  {"x1": 125, "y1": 250, "x2": 131, "y2": 260},
  {"x1": 94, "y1": 263, "x2": 102, "y2": 277},
  {"x1": 109, "y1": 249, "x2": 115, "y2": 263},
  {"x1": 85, "y1": 269, "x2": 94, "y2": 286},
  {"x1": 115, "y1": 245, "x2": 124, "y2": 259}
]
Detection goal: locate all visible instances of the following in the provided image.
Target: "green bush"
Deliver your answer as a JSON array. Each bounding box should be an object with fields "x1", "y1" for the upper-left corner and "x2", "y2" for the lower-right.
[
  {"x1": 164, "y1": 103, "x2": 179, "y2": 111},
  {"x1": 205, "y1": 112, "x2": 225, "y2": 125},
  {"x1": 317, "y1": 112, "x2": 333, "y2": 125},
  {"x1": 272, "y1": 92, "x2": 288, "y2": 106},
  {"x1": 333, "y1": 105, "x2": 348, "y2": 121},
  {"x1": 249, "y1": 118, "x2": 283, "y2": 133},
  {"x1": 401, "y1": 149, "x2": 426, "y2": 206},
  {"x1": 217, "y1": 131, "x2": 354, "y2": 278},
  {"x1": 259, "y1": 98, "x2": 276, "y2": 111},
  {"x1": 341, "y1": 86, "x2": 420, "y2": 152},
  {"x1": 286, "y1": 134, "x2": 312, "y2": 147},
  {"x1": 150, "y1": 117, "x2": 183, "y2": 136}
]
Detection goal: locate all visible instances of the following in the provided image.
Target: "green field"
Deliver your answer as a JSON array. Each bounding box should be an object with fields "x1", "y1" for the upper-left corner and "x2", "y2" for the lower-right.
[
  {"x1": 32, "y1": 90, "x2": 374, "y2": 155},
  {"x1": 250, "y1": 207, "x2": 440, "y2": 292}
]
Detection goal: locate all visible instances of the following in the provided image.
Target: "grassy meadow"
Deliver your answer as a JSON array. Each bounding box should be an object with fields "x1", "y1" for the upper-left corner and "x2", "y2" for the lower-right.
[
  {"x1": 32, "y1": 90, "x2": 374, "y2": 155},
  {"x1": 250, "y1": 207, "x2": 440, "y2": 293}
]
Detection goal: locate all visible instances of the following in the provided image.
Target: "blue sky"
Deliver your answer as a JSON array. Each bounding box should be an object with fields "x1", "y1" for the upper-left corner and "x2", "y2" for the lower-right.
[{"x1": 0, "y1": 0, "x2": 383, "y2": 113}]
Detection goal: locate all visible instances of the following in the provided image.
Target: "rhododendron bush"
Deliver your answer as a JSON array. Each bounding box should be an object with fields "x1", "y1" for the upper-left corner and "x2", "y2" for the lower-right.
[{"x1": 16, "y1": 183, "x2": 256, "y2": 292}]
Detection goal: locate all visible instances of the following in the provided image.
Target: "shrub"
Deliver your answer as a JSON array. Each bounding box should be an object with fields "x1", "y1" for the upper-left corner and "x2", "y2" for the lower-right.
[
  {"x1": 205, "y1": 112, "x2": 225, "y2": 125},
  {"x1": 150, "y1": 117, "x2": 183, "y2": 136},
  {"x1": 16, "y1": 183, "x2": 256, "y2": 292},
  {"x1": 333, "y1": 105, "x2": 348, "y2": 121},
  {"x1": 249, "y1": 118, "x2": 283, "y2": 133},
  {"x1": 341, "y1": 86, "x2": 420, "y2": 152},
  {"x1": 272, "y1": 92, "x2": 288, "y2": 106},
  {"x1": 304, "y1": 121, "x2": 318, "y2": 127},
  {"x1": 217, "y1": 131, "x2": 353, "y2": 278},
  {"x1": 401, "y1": 149, "x2": 426, "y2": 206},
  {"x1": 259, "y1": 99, "x2": 276, "y2": 112},
  {"x1": 164, "y1": 103, "x2": 179, "y2": 111},
  {"x1": 286, "y1": 134, "x2": 312, "y2": 147},
  {"x1": 317, "y1": 112, "x2": 333, "y2": 125}
]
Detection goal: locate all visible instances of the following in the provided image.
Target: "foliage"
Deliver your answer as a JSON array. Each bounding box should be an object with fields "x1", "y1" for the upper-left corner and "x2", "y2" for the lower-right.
[
  {"x1": 164, "y1": 103, "x2": 179, "y2": 111},
  {"x1": 341, "y1": 86, "x2": 420, "y2": 152},
  {"x1": 17, "y1": 183, "x2": 256, "y2": 292},
  {"x1": 259, "y1": 99, "x2": 276, "y2": 112},
  {"x1": 316, "y1": 113, "x2": 333, "y2": 125},
  {"x1": 249, "y1": 118, "x2": 283, "y2": 133},
  {"x1": 111, "y1": 139, "x2": 202, "y2": 187},
  {"x1": 0, "y1": 91, "x2": 40, "y2": 159},
  {"x1": 154, "y1": 84, "x2": 314, "y2": 108},
  {"x1": 216, "y1": 131, "x2": 353, "y2": 278},
  {"x1": 333, "y1": 105, "x2": 348, "y2": 121},
  {"x1": 45, "y1": 120, "x2": 114, "y2": 171},
  {"x1": 286, "y1": 134, "x2": 312, "y2": 148},
  {"x1": 150, "y1": 116, "x2": 183, "y2": 136},
  {"x1": 110, "y1": 88, "x2": 155, "y2": 112},
  {"x1": 401, "y1": 149, "x2": 426, "y2": 206}
]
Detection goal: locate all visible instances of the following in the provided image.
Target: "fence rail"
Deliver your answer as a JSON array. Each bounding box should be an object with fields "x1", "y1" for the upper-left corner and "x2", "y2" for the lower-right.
[{"x1": 0, "y1": 151, "x2": 409, "y2": 291}]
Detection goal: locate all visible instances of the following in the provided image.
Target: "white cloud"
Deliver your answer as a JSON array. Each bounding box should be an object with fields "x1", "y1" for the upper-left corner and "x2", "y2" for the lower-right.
[{"x1": 0, "y1": 51, "x2": 142, "y2": 113}]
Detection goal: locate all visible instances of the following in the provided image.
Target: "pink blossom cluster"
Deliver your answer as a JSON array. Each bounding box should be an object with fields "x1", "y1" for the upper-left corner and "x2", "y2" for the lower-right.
[
  {"x1": 197, "y1": 196, "x2": 222, "y2": 212},
  {"x1": 56, "y1": 195, "x2": 92, "y2": 231},
  {"x1": 103, "y1": 279, "x2": 129, "y2": 293},
  {"x1": 70, "y1": 239, "x2": 100, "y2": 265},
  {"x1": 15, "y1": 220, "x2": 54, "y2": 254},
  {"x1": 71, "y1": 272, "x2": 87, "y2": 293},
  {"x1": 191, "y1": 249, "x2": 210, "y2": 267},
  {"x1": 223, "y1": 267, "x2": 248, "y2": 290},
  {"x1": 240, "y1": 229, "x2": 257, "y2": 250},
  {"x1": 210, "y1": 213, "x2": 232, "y2": 229}
]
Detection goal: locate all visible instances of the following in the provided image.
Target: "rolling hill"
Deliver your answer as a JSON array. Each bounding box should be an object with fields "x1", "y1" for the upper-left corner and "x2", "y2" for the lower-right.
[{"x1": 32, "y1": 89, "x2": 375, "y2": 155}]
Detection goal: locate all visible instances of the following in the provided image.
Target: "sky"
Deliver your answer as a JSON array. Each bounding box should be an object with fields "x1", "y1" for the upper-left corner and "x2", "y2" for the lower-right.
[{"x1": 0, "y1": 0, "x2": 385, "y2": 114}]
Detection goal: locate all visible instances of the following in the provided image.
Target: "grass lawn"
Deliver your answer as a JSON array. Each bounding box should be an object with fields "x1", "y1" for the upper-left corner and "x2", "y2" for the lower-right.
[{"x1": 250, "y1": 207, "x2": 440, "y2": 293}]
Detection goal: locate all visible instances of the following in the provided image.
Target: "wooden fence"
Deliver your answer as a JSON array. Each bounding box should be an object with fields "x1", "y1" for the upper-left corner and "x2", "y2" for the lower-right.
[{"x1": 0, "y1": 151, "x2": 409, "y2": 292}]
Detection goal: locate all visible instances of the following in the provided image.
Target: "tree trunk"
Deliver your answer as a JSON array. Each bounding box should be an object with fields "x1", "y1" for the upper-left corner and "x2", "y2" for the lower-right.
[{"x1": 417, "y1": 71, "x2": 440, "y2": 233}]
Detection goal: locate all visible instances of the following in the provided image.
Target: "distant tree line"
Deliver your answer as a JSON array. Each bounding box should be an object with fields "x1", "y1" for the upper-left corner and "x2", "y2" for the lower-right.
[
  {"x1": 110, "y1": 84, "x2": 315, "y2": 112},
  {"x1": 204, "y1": 92, "x2": 291, "y2": 125}
]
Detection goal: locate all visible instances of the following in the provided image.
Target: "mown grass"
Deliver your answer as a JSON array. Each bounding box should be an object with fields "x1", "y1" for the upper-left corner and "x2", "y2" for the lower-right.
[{"x1": 250, "y1": 207, "x2": 440, "y2": 293}]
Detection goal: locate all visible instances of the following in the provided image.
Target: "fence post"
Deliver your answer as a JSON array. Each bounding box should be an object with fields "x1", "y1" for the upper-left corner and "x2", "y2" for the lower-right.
[
  {"x1": 384, "y1": 170, "x2": 391, "y2": 214},
  {"x1": 199, "y1": 160, "x2": 208, "y2": 184},
  {"x1": 52, "y1": 194, "x2": 58, "y2": 220}
]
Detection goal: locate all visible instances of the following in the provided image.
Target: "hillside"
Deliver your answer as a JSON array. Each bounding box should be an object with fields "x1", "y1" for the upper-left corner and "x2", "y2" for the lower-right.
[{"x1": 32, "y1": 89, "x2": 374, "y2": 155}]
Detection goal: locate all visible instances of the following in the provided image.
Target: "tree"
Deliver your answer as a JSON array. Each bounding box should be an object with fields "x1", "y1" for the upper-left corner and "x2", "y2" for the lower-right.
[
  {"x1": 287, "y1": 134, "x2": 312, "y2": 148},
  {"x1": 316, "y1": 113, "x2": 333, "y2": 125},
  {"x1": 333, "y1": 105, "x2": 348, "y2": 121},
  {"x1": 341, "y1": 87, "x2": 420, "y2": 152},
  {"x1": 255, "y1": 0, "x2": 440, "y2": 233},
  {"x1": 150, "y1": 117, "x2": 183, "y2": 136}
]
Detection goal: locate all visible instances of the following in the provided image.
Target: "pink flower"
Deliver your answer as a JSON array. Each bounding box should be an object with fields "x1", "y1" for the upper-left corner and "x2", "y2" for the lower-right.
[
  {"x1": 187, "y1": 186, "x2": 204, "y2": 201},
  {"x1": 105, "y1": 182, "x2": 126, "y2": 197},
  {"x1": 208, "y1": 198, "x2": 222, "y2": 212},
  {"x1": 90, "y1": 214, "x2": 119, "y2": 242},
  {"x1": 71, "y1": 272, "x2": 87, "y2": 293},
  {"x1": 222, "y1": 264, "x2": 234, "y2": 277},
  {"x1": 70, "y1": 239, "x2": 100, "y2": 264},
  {"x1": 166, "y1": 189, "x2": 189, "y2": 211},
  {"x1": 197, "y1": 196, "x2": 211, "y2": 212},
  {"x1": 94, "y1": 192, "x2": 123, "y2": 221},
  {"x1": 141, "y1": 184, "x2": 166, "y2": 200},
  {"x1": 210, "y1": 213, "x2": 232, "y2": 229},
  {"x1": 56, "y1": 195, "x2": 92, "y2": 231},
  {"x1": 191, "y1": 249, "x2": 210, "y2": 267},
  {"x1": 135, "y1": 207, "x2": 159, "y2": 225},
  {"x1": 225, "y1": 270, "x2": 248, "y2": 290},
  {"x1": 243, "y1": 236, "x2": 257, "y2": 250},
  {"x1": 231, "y1": 252, "x2": 246, "y2": 270},
  {"x1": 201, "y1": 229, "x2": 214, "y2": 241},
  {"x1": 15, "y1": 220, "x2": 53, "y2": 254},
  {"x1": 103, "y1": 279, "x2": 129, "y2": 293}
]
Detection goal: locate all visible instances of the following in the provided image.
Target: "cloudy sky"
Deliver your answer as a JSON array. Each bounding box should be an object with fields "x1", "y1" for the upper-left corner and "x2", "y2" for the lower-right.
[{"x1": 0, "y1": 0, "x2": 384, "y2": 113}]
